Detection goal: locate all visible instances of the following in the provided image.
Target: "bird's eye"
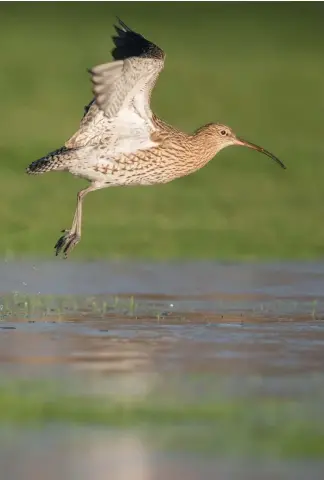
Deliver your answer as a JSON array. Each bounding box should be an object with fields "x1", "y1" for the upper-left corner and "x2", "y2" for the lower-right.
[{"x1": 220, "y1": 130, "x2": 227, "y2": 136}]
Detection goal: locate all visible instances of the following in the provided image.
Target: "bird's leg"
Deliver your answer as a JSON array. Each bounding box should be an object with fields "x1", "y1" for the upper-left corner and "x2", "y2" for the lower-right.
[{"x1": 54, "y1": 184, "x2": 98, "y2": 259}]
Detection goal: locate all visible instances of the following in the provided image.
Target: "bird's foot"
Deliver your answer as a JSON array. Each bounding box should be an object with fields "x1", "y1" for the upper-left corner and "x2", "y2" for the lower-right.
[{"x1": 54, "y1": 229, "x2": 80, "y2": 259}]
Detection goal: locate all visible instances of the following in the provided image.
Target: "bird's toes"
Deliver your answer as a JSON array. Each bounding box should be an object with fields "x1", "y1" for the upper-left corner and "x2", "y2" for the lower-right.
[
  {"x1": 63, "y1": 234, "x2": 80, "y2": 259},
  {"x1": 54, "y1": 230, "x2": 80, "y2": 258},
  {"x1": 54, "y1": 232, "x2": 68, "y2": 256}
]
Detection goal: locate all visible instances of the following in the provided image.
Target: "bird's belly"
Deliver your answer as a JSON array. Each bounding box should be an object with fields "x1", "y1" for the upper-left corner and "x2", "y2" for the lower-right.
[
  {"x1": 67, "y1": 147, "x2": 180, "y2": 186},
  {"x1": 67, "y1": 163, "x2": 166, "y2": 186},
  {"x1": 109, "y1": 164, "x2": 178, "y2": 186}
]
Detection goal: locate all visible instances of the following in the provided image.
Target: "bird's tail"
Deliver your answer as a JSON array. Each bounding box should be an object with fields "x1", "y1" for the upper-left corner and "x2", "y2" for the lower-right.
[{"x1": 26, "y1": 146, "x2": 73, "y2": 175}]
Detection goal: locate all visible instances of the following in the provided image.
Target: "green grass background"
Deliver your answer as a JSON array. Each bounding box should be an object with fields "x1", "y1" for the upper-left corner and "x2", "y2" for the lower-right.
[{"x1": 1, "y1": 2, "x2": 324, "y2": 260}]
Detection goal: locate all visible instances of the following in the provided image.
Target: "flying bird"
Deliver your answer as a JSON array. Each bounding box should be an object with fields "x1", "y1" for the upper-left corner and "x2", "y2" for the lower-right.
[{"x1": 26, "y1": 18, "x2": 286, "y2": 258}]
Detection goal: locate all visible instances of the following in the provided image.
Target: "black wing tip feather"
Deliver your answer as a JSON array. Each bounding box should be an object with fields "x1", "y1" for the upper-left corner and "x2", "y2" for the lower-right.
[
  {"x1": 115, "y1": 17, "x2": 131, "y2": 32},
  {"x1": 111, "y1": 17, "x2": 164, "y2": 61}
]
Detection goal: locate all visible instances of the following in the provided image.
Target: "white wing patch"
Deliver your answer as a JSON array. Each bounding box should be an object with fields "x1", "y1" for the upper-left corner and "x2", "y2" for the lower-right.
[
  {"x1": 102, "y1": 107, "x2": 158, "y2": 155},
  {"x1": 66, "y1": 100, "x2": 159, "y2": 155}
]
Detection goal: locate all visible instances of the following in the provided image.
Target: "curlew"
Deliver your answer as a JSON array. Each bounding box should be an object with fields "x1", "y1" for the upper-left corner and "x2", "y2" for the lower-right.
[{"x1": 26, "y1": 18, "x2": 286, "y2": 258}]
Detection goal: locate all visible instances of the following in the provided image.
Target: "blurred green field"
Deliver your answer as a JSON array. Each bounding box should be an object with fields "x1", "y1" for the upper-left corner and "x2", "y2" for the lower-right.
[
  {"x1": 2, "y1": 379, "x2": 324, "y2": 458},
  {"x1": 1, "y1": 2, "x2": 324, "y2": 260}
]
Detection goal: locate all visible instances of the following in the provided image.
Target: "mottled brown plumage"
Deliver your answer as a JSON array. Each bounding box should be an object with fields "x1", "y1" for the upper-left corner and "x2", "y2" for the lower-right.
[{"x1": 26, "y1": 18, "x2": 286, "y2": 258}]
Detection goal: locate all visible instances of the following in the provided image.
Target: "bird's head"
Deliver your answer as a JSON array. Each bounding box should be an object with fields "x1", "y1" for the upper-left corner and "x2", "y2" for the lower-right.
[{"x1": 197, "y1": 123, "x2": 286, "y2": 170}]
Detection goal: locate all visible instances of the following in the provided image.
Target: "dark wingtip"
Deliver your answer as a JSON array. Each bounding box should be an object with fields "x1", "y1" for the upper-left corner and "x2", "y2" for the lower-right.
[
  {"x1": 116, "y1": 17, "x2": 132, "y2": 31},
  {"x1": 110, "y1": 17, "x2": 164, "y2": 61}
]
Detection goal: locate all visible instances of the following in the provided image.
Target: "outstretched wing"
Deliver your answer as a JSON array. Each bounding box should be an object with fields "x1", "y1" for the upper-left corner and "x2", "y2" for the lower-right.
[
  {"x1": 90, "y1": 18, "x2": 165, "y2": 121},
  {"x1": 66, "y1": 19, "x2": 165, "y2": 151}
]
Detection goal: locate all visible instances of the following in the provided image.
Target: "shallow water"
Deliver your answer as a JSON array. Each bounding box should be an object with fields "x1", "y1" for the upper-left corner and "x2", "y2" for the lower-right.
[{"x1": 1, "y1": 261, "x2": 324, "y2": 479}]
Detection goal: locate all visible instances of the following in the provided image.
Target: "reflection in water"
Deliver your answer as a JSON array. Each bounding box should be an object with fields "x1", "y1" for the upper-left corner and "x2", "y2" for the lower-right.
[
  {"x1": 0, "y1": 428, "x2": 151, "y2": 480},
  {"x1": 71, "y1": 337, "x2": 160, "y2": 401},
  {"x1": 70, "y1": 431, "x2": 151, "y2": 480},
  {"x1": 1, "y1": 261, "x2": 324, "y2": 479},
  {"x1": 1, "y1": 427, "x2": 324, "y2": 480}
]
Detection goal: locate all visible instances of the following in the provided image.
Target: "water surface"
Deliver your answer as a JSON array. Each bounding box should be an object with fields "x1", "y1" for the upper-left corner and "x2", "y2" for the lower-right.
[{"x1": 0, "y1": 261, "x2": 324, "y2": 479}]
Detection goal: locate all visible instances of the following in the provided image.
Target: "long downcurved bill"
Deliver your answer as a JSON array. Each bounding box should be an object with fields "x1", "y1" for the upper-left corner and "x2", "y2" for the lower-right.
[{"x1": 236, "y1": 138, "x2": 286, "y2": 170}]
